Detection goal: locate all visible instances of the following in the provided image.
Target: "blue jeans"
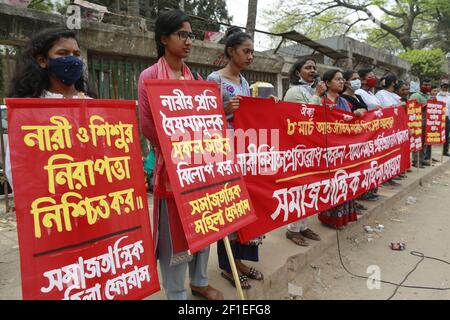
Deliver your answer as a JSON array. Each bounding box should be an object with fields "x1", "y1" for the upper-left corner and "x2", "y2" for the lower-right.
[{"x1": 157, "y1": 199, "x2": 209, "y2": 300}]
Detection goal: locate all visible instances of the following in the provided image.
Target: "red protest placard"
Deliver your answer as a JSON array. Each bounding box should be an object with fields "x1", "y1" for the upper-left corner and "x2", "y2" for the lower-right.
[
  {"x1": 6, "y1": 98, "x2": 159, "y2": 300},
  {"x1": 406, "y1": 99, "x2": 423, "y2": 152},
  {"x1": 425, "y1": 99, "x2": 446, "y2": 145},
  {"x1": 233, "y1": 97, "x2": 411, "y2": 243},
  {"x1": 143, "y1": 80, "x2": 257, "y2": 253}
]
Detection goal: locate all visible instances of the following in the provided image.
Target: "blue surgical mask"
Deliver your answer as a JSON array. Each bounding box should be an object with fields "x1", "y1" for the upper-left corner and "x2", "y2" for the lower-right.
[
  {"x1": 350, "y1": 79, "x2": 361, "y2": 91},
  {"x1": 48, "y1": 56, "x2": 83, "y2": 85}
]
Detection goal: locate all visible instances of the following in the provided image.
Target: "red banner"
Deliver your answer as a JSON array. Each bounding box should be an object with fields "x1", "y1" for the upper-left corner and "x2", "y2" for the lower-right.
[
  {"x1": 6, "y1": 98, "x2": 159, "y2": 300},
  {"x1": 143, "y1": 80, "x2": 257, "y2": 253},
  {"x1": 406, "y1": 99, "x2": 423, "y2": 152},
  {"x1": 425, "y1": 99, "x2": 446, "y2": 145},
  {"x1": 233, "y1": 97, "x2": 411, "y2": 243}
]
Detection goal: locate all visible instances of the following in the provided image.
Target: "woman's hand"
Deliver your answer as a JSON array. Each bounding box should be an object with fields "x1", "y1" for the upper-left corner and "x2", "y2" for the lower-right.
[
  {"x1": 353, "y1": 108, "x2": 367, "y2": 117},
  {"x1": 224, "y1": 96, "x2": 242, "y2": 115},
  {"x1": 315, "y1": 81, "x2": 327, "y2": 97},
  {"x1": 269, "y1": 95, "x2": 280, "y2": 103}
]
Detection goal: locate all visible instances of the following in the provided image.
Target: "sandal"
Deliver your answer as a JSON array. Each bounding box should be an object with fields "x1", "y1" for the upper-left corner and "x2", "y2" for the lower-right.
[
  {"x1": 286, "y1": 230, "x2": 309, "y2": 247},
  {"x1": 300, "y1": 228, "x2": 321, "y2": 241},
  {"x1": 221, "y1": 272, "x2": 251, "y2": 290},
  {"x1": 242, "y1": 267, "x2": 264, "y2": 281}
]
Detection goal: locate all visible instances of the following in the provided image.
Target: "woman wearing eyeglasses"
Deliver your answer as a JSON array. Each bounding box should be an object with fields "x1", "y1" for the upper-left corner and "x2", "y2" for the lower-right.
[
  {"x1": 138, "y1": 10, "x2": 223, "y2": 300},
  {"x1": 318, "y1": 69, "x2": 360, "y2": 229}
]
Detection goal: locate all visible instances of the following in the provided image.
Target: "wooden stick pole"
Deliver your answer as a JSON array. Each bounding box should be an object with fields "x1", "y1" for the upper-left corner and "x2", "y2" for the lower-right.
[
  {"x1": 430, "y1": 146, "x2": 433, "y2": 166},
  {"x1": 417, "y1": 151, "x2": 420, "y2": 174},
  {"x1": 0, "y1": 111, "x2": 9, "y2": 213},
  {"x1": 223, "y1": 236, "x2": 245, "y2": 300}
]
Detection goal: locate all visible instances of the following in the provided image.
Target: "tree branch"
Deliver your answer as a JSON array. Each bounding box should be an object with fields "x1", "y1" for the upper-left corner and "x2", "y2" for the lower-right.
[
  {"x1": 343, "y1": 17, "x2": 369, "y2": 34},
  {"x1": 394, "y1": 0, "x2": 407, "y2": 15},
  {"x1": 378, "y1": 6, "x2": 406, "y2": 19},
  {"x1": 309, "y1": 4, "x2": 341, "y2": 17},
  {"x1": 333, "y1": 0, "x2": 405, "y2": 43}
]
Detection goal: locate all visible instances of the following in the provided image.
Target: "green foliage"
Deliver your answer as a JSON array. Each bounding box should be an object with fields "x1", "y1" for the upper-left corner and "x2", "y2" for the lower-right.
[
  {"x1": 365, "y1": 28, "x2": 404, "y2": 54},
  {"x1": 399, "y1": 48, "x2": 446, "y2": 80},
  {"x1": 91, "y1": 0, "x2": 231, "y2": 38},
  {"x1": 264, "y1": 2, "x2": 351, "y2": 40},
  {"x1": 55, "y1": 0, "x2": 70, "y2": 14},
  {"x1": 28, "y1": 0, "x2": 55, "y2": 12},
  {"x1": 264, "y1": 0, "x2": 450, "y2": 54},
  {"x1": 185, "y1": 0, "x2": 231, "y2": 35}
]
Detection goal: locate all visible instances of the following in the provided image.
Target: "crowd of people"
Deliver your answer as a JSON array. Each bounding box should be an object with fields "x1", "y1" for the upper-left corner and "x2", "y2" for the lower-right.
[{"x1": 4, "y1": 8, "x2": 450, "y2": 301}]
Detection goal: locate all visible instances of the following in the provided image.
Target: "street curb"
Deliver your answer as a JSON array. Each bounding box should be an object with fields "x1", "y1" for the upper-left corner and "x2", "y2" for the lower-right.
[{"x1": 245, "y1": 157, "x2": 450, "y2": 299}]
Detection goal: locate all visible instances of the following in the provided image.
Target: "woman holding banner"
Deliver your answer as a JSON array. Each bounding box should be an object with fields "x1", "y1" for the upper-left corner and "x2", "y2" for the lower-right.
[
  {"x1": 207, "y1": 26, "x2": 265, "y2": 290},
  {"x1": 341, "y1": 70, "x2": 368, "y2": 114},
  {"x1": 283, "y1": 57, "x2": 325, "y2": 246},
  {"x1": 137, "y1": 10, "x2": 223, "y2": 300},
  {"x1": 6, "y1": 28, "x2": 91, "y2": 189},
  {"x1": 318, "y1": 69, "x2": 360, "y2": 229}
]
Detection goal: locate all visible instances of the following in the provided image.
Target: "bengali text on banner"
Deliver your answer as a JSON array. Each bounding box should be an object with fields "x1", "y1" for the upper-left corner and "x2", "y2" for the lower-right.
[
  {"x1": 425, "y1": 99, "x2": 446, "y2": 145},
  {"x1": 233, "y1": 97, "x2": 411, "y2": 243},
  {"x1": 143, "y1": 80, "x2": 257, "y2": 253},
  {"x1": 6, "y1": 98, "x2": 160, "y2": 300}
]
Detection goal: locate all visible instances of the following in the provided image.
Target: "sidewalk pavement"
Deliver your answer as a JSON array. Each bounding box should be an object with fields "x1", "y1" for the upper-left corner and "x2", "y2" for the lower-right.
[{"x1": 148, "y1": 147, "x2": 450, "y2": 300}]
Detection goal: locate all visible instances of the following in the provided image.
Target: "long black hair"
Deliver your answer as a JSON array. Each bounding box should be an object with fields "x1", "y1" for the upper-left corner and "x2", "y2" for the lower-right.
[
  {"x1": 342, "y1": 69, "x2": 356, "y2": 81},
  {"x1": 8, "y1": 28, "x2": 89, "y2": 98},
  {"x1": 223, "y1": 26, "x2": 253, "y2": 59},
  {"x1": 155, "y1": 9, "x2": 191, "y2": 59},
  {"x1": 322, "y1": 68, "x2": 342, "y2": 83},
  {"x1": 289, "y1": 57, "x2": 316, "y2": 85}
]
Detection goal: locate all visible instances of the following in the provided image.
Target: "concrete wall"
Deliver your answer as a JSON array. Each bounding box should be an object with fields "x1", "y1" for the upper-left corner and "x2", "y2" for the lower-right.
[
  {"x1": 318, "y1": 36, "x2": 411, "y2": 70},
  {"x1": 274, "y1": 35, "x2": 412, "y2": 81}
]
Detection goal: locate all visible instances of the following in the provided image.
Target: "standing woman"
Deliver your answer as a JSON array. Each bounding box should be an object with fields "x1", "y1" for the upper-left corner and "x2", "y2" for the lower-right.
[
  {"x1": 353, "y1": 68, "x2": 381, "y2": 200},
  {"x1": 207, "y1": 27, "x2": 264, "y2": 290},
  {"x1": 138, "y1": 10, "x2": 223, "y2": 300},
  {"x1": 6, "y1": 28, "x2": 90, "y2": 189},
  {"x1": 341, "y1": 70, "x2": 368, "y2": 115},
  {"x1": 340, "y1": 70, "x2": 370, "y2": 210},
  {"x1": 318, "y1": 69, "x2": 359, "y2": 229},
  {"x1": 283, "y1": 57, "x2": 325, "y2": 246}
]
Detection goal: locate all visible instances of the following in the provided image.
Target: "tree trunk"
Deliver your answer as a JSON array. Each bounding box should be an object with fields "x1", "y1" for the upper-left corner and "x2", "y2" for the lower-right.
[{"x1": 246, "y1": 0, "x2": 258, "y2": 38}]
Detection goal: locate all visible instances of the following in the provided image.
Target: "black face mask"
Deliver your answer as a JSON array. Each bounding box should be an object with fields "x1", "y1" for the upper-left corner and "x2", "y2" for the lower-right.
[{"x1": 47, "y1": 56, "x2": 83, "y2": 85}]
